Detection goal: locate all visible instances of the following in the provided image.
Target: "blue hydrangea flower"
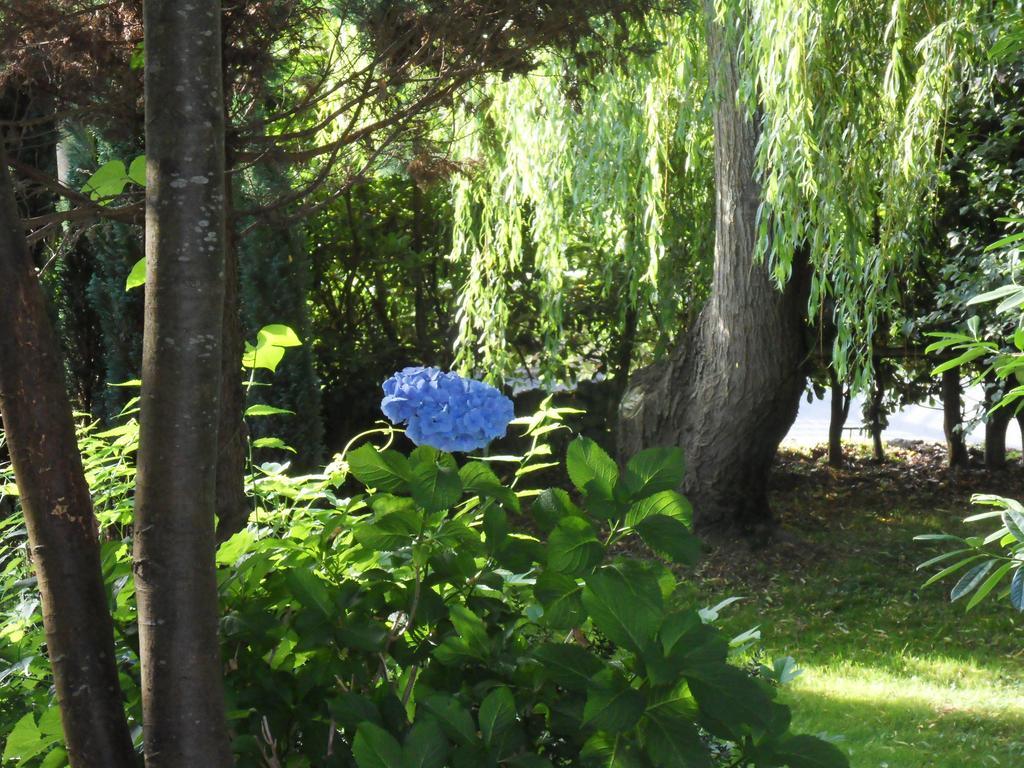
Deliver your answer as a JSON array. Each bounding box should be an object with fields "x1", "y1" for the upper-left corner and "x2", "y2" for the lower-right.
[{"x1": 381, "y1": 367, "x2": 514, "y2": 453}]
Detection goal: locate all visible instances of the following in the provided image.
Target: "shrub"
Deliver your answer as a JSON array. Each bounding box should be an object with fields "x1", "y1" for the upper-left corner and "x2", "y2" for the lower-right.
[{"x1": 0, "y1": 399, "x2": 847, "y2": 768}]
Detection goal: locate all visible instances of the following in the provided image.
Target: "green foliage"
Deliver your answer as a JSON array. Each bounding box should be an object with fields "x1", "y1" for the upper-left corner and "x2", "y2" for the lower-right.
[
  {"x1": 80, "y1": 155, "x2": 146, "y2": 203},
  {"x1": 917, "y1": 493, "x2": 1024, "y2": 612},
  {"x1": 0, "y1": 403, "x2": 845, "y2": 768},
  {"x1": 450, "y1": 12, "x2": 714, "y2": 382},
  {"x1": 239, "y1": 165, "x2": 325, "y2": 468}
]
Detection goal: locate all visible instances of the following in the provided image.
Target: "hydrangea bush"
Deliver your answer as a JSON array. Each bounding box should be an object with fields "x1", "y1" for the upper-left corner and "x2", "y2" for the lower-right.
[
  {"x1": 0, "y1": 381, "x2": 849, "y2": 768},
  {"x1": 381, "y1": 367, "x2": 515, "y2": 452}
]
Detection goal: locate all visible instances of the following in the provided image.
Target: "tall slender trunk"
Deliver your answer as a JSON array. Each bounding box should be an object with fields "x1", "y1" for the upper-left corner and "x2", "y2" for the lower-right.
[
  {"x1": 216, "y1": 176, "x2": 248, "y2": 542},
  {"x1": 133, "y1": 1, "x2": 232, "y2": 764},
  {"x1": 618, "y1": 4, "x2": 808, "y2": 535},
  {"x1": 867, "y1": 376, "x2": 885, "y2": 462},
  {"x1": 1016, "y1": 413, "x2": 1024, "y2": 469},
  {"x1": 828, "y1": 366, "x2": 850, "y2": 467},
  {"x1": 0, "y1": 146, "x2": 135, "y2": 768},
  {"x1": 983, "y1": 377, "x2": 1011, "y2": 469},
  {"x1": 942, "y1": 367, "x2": 968, "y2": 469}
]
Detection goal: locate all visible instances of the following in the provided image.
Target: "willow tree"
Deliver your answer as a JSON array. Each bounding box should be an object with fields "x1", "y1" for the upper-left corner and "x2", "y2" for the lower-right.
[
  {"x1": 451, "y1": 13, "x2": 714, "y2": 389},
  {"x1": 451, "y1": 0, "x2": 1003, "y2": 532}
]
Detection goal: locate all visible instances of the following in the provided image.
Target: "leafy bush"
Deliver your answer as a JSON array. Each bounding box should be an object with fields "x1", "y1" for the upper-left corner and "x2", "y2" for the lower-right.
[
  {"x1": 917, "y1": 493, "x2": 1024, "y2": 612},
  {"x1": 1, "y1": 401, "x2": 846, "y2": 767}
]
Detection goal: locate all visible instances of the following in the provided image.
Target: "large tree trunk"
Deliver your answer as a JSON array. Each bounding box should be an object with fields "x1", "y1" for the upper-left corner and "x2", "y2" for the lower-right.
[
  {"x1": 618, "y1": 5, "x2": 808, "y2": 536},
  {"x1": 0, "y1": 146, "x2": 135, "y2": 768},
  {"x1": 942, "y1": 367, "x2": 969, "y2": 469},
  {"x1": 828, "y1": 367, "x2": 851, "y2": 467},
  {"x1": 132, "y1": 1, "x2": 232, "y2": 765}
]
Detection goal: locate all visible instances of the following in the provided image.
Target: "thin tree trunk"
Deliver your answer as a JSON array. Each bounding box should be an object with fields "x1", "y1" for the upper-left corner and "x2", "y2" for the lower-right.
[
  {"x1": 984, "y1": 377, "x2": 1011, "y2": 469},
  {"x1": 1016, "y1": 412, "x2": 1024, "y2": 469},
  {"x1": 618, "y1": 4, "x2": 808, "y2": 536},
  {"x1": 0, "y1": 145, "x2": 135, "y2": 768},
  {"x1": 828, "y1": 366, "x2": 850, "y2": 467},
  {"x1": 216, "y1": 176, "x2": 249, "y2": 542},
  {"x1": 867, "y1": 376, "x2": 885, "y2": 462},
  {"x1": 133, "y1": 1, "x2": 232, "y2": 765},
  {"x1": 942, "y1": 367, "x2": 968, "y2": 469}
]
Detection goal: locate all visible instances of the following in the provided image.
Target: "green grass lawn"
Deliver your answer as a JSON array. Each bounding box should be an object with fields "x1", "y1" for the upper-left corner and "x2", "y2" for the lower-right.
[{"x1": 689, "y1": 445, "x2": 1024, "y2": 768}]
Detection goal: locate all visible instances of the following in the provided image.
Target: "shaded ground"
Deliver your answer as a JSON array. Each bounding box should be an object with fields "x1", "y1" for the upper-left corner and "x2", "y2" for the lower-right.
[{"x1": 689, "y1": 443, "x2": 1024, "y2": 768}]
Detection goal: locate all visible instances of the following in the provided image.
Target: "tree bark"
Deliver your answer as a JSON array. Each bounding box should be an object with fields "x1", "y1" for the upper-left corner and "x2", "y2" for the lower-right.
[
  {"x1": 983, "y1": 377, "x2": 1011, "y2": 469},
  {"x1": 942, "y1": 367, "x2": 969, "y2": 469},
  {"x1": 0, "y1": 145, "x2": 136, "y2": 768},
  {"x1": 828, "y1": 367, "x2": 850, "y2": 467},
  {"x1": 1016, "y1": 413, "x2": 1024, "y2": 469},
  {"x1": 133, "y1": 1, "x2": 232, "y2": 765},
  {"x1": 215, "y1": 177, "x2": 249, "y2": 542},
  {"x1": 867, "y1": 376, "x2": 885, "y2": 462},
  {"x1": 617, "y1": 5, "x2": 808, "y2": 536}
]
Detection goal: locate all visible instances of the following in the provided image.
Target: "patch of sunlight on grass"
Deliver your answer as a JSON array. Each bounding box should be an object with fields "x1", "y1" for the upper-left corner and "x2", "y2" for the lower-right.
[
  {"x1": 792, "y1": 658, "x2": 1024, "y2": 717},
  {"x1": 780, "y1": 658, "x2": 1024, "y2": 768}
]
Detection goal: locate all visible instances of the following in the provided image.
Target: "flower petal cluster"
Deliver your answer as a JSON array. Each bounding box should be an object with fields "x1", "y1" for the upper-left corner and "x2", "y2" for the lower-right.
[{"x1": 381, "y1": 367, "x2": 515, "y2": 453}]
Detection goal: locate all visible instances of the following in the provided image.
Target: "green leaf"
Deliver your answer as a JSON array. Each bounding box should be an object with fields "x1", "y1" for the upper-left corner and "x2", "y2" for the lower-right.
[
  {"x1": 951, "y1": 560, "x2": 996, "y2": 602},
  {"x1": 329, "y1": 693, "x2": 381, "y2": 730},
  {"x1": 548, "y1": 517, "x2": 604, "y2": 576},
  {"x1": 533, "y1": 571, "x2": 583, "y2": 628},
  {"x1": 82, "y1": 159, "x2": 129, "y2": 202},
  {"x1": 581, "y1": 733, "x2": 647, "y2": 768},
  {"x1": 930, "y1": 346, "x2": 991, "y2": 375},
  {"x1": 1002, "y1": 506, "x2": 1024, "y2": 542},
  {"x1": 625, "y1": 491, "x2": 693, "y2": 528},
  {"x1": 411, "y1": 456, "x2": 463, "y2": 512},
  {"x1": 582, "y1": 668, "x2": 645, "y2": 731},
  {"x1": 967, "y1": 283, "x2": 1024, "y2": 303},
  {"x1": 635, "y1": 515, "x2": 701, "y2": 565},
  {"x1": 36, "y1": 708, "x2": 62, "y2": 739},
  {"x1": 403, "y1": 721, "x2": 448, "y2": 768},
  {"x1": 125, "y1": 257, "x2": 147, "y2": 291},
  {"x1": 566, "y1": 437, "x2": 618, "y2": 495},
  {"x1": 479, "y1": 687, "x2": 516, "y2": 746},
  {"x1": 353, "y1": 722, "x2": 404, "y2": 768},
  {"x1": 245, "y1": 404, "x2": 295, "y2": 417},
  {"x1": 242, "y1": 339, "x2": 286, "y2": 372},
  {"x1": 770, "y1": 734, "x2": 850, "y2": 768},
  {"x1": 1011, "y1": 569, "x2": 1024, "y2": 611},
  {"x1": 506, "y1": 757, "x2": 554, "y2": 768},
  {"x1": 965, "y1": 561, "x2": 1013, "y2": 611},
  {"x1": 129, "y1": 41, "x2": 145, "y2": 69},
  {"x1": 128, "y1": 155, "x2": 147, "y2": 186},
  {"x1": 638, "y1": 696, "x2": 709, "y2": 768},
  {"x1": 685, "y1": 663, "x2": 778, "y2": 733},
  {"x1": 347, "y1": 445, "x2": 412, "y2": 492},
  {"x1": 533, "y1": 488, "x2": 581, "y2": 531},
  {"x1": 285, "y1": 569, "x2": 334, "y2": 619},
  {"x1": 921, "y1": 554, "x2": 985, "y2": 588},
  {"x1": 354, "y1": 507, "x2": 421, "y2": 551},
  {"x1": 251, "y1": 437, "x2": 296, "y2": 452},
  {"x1": 420, "y1": 694, "x2": 477, "y2": 745},
  {"x1": 259, "y1": 324, "x2": 302, "y2": 347},
  {"x1": 582, "y1": 565, "x2": 663, "y2": 654},
  {"x1": 622, "y1": 447, "x2": 685, "y2": 499},
  {"x1": 39, "y1": 748, "x2": 69, "y2": 768},
  {"x1": 2, "y1": 713, "x2": 48, "y2": 763},
  {"x1": 532, "y1": 643, "x2": 604, "y2": 690},
  {"x1": 459, "y1": 461, "x2": 519, "y2": 511},
  {"x1": 448, "y1": 604, "x2": 490, "y2": 655}
]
